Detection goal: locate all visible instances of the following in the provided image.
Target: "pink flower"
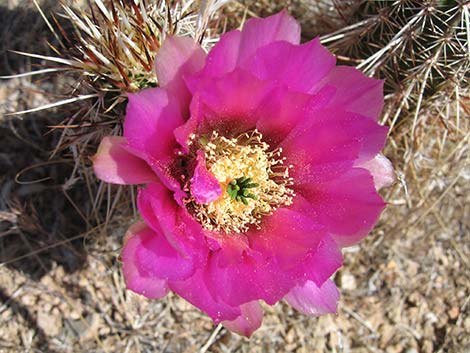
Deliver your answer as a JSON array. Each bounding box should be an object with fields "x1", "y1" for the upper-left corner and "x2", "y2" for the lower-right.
[{"x1": 92, "y1": 11, "x2": 394, "y2": 336}]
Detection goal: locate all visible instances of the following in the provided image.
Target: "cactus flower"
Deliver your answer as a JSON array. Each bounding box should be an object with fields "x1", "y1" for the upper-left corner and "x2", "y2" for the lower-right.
[{"x1": 92, "y1": 11, "x2": 394, "y2": 336}]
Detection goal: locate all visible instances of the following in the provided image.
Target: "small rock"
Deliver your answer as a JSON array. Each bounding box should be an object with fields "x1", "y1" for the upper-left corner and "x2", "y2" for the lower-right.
[
  {"x1": 380, "y1": 324, "x2": 395, "y2": 348},
  {"x1": 448, "y1": 306, "x2": 459, "y2": 320},
  {"x1": 423, "y1": 321, "x2": 435, "y2": 338},
  {"x1": 406, "y1": 261, "x2": 419, "y2": 276},
  {"x1": 285, "y1": 327, "x2": 296, "y2": 343},
  {"x1": 386, "y1": 260, "x2": 397, "y2": 271},
  {"x1": 37, "y1": 310, "x2": 61, "y2": 337},
  {"x1": 312, "y1": 336, "x2": 326, "y2": 353},
  {"x1": 340, "y1": 272, "x2": 356, "y2": 290},
  {"x1": 405, "y1": 349, "x2": 418, "y2": 353},
  {"x1": 407, "y1": 292, "x2": 420, "y2": 306},
  {"x1": 40, "y1": 275, "x2": 54, "y2": 287},
  {"x1": 22, "y1": 295, "x2": 36, "y2": 306},
  {"x1": 202, "y1": 321, "x2": 213, "y2": 330},
  {"x1": 408, "y1": 307, "x2": 419, "y2": 320},
  {"x1": 385, "y1": 344, "x2": 402, "y2": 353},
  {"x1": 64, "y1": 313, "x2": 99, "y2": 340},
  {"x1": 69, "y1": 309, "x2": 82, "y2": 320},
  {"x1": 464, "y1": 317, "x2": 470, "y2": 330},
  {"x1": 425, "y1": 312, "x2": 438, "y2": 324},
  {"x1": 295, "y1": 347, "x2": 308, "y2": 353},
  {"x1": 422, "y1": 340, "x2": 433, "y2": 353},
  {"x1": 285, "y1": 343, "x2": 297, "y2": 351},
  {"x1": 99, "y1": 326, "x2": 111, "y2": 336},
  {"x1": 329, "y1": 331, "x2": 340, "y2": 348}
]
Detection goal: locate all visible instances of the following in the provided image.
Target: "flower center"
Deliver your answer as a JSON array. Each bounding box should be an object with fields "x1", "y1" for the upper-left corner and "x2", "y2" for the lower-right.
[
  {"x1": 188, "y1": 130, "x2": 294, "y2": 233},
  {"x1": 227, "y1": 176, "x2": 259, "y2": 205}
]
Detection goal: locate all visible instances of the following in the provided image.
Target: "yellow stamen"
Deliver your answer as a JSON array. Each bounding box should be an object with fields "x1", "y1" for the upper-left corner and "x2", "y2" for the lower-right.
[{"x1": 188, "y1": 130, "x2": 294, "y2": 233}]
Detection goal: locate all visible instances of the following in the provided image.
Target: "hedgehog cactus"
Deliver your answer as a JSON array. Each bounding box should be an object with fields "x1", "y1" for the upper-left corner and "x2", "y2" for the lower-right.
[
  {"x1": 321, "y1": 0, "x2": 469, "y2": 211},
  {"x1": 57, "y1": 0, "x2": 201, "y2": 95},
  {"x1": 323, "y1": 0, "x2": 469, "y2": 123}
]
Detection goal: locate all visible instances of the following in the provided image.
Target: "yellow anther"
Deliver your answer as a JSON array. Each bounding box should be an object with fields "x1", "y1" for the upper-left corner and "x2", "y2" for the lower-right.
[{"x1": 188, "y1": 130, "x2": 294, "y2": 233}]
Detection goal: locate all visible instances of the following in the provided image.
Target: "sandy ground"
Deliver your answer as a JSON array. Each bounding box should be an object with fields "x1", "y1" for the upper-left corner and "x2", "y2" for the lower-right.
[{"x1": 0, "y1": 1, "x2": 469, "y2": 352}]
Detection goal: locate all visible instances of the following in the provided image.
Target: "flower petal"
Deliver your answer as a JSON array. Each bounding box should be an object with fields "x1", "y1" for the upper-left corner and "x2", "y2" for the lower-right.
[
  {"x1": 250, "y1": 206, "x2": 326, "y2": 270},
  {"x1": 314, "y1": 66, "x2": 384, "y2": 119},
  {"x1": 124, "y1": 87, "x2": 183, "y2": 161},
  {"x1": 137, "y1": 182, "x2": 208, "y2": 263},
  {"x1": 180, "y1": 70, "x2": 277, "y2": 142},
  {"x1": 190, "y1": 10, "x2": 300, "y2": 86},
  {"x1": 205, "y1": 249, "x2": 287, "y2": 306},
  {"x1": 285, "y1": 279, "x2": 339, "y2": 316},
  {"x1": 282, "y1": 109, "x2": 388, "y2": 183},
  {"x1": 298, "y1": 168, "x2": 386, "y2": 247},
  {"x1": 188, "y1": 30, "x2": 242, "y2": 84},
  {"x1": 92, "y1": 136, "x2": 156, "y2": 185},
  {"x1": 122, "y1": 219, "x2": 196, "y2": 291},
  {"x1": 121, "y1": 222, "x2": 169, "y2": 299},
  {"x1": 169, "y1": 268, "x2": 241, "y2": 323},
  {"x1": 205, "y1": 233, "x2": 342, "y2": 307},
  {"x1": 190, "y1": 151, "x2": 222, "y2": 204},
  {"x1": 222, "y1": 301, "x2": 263, "y2": 337},
  {"x1": 302, "y1": 235, "x2": 343, "y2": 287},
  {"x1": 154, "y1": 36, "x2": 206, "y2": 113},
  {"x1": 237, "y1": 10, "x2": 301, "y2": 65},
  {"x1": 244, "y1": 38, "x2": 336, "y2": 94},
  {"x1": 255, "y1": 85, "x2": 335, "y2": 146},
  {"x1": 356, "y1": 154, "x2": 395, "y2": 190}
]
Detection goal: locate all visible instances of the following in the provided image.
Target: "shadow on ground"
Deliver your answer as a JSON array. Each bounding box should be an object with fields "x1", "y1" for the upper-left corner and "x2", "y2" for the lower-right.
[{"x1": 0, "y1": 1, "x2": 89, "y2": 279}]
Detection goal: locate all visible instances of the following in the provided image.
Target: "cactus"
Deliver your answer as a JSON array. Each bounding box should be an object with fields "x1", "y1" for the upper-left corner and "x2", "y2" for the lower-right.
[
  {"x1": 1, "y1": 0, "x2": 220, "y2": 230},
  {"x1": 319, "y1": 1, "x2": 469, "y2": 219}
]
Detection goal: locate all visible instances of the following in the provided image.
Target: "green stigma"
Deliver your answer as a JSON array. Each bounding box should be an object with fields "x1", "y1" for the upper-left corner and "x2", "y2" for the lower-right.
[{"x1": 227, "y1": 176, "x2": 259, "y2": 205}]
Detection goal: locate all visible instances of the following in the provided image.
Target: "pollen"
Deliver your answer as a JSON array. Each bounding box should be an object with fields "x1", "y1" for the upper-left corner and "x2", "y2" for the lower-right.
[{"x1": 189, "y1": 130, "x2": 294, "y2": 233}]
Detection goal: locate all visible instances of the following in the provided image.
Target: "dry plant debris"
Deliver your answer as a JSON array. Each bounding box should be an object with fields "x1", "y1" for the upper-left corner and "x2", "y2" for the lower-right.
[{"x1": 0, "y1": 0, "x2": 469, "y2": 352}]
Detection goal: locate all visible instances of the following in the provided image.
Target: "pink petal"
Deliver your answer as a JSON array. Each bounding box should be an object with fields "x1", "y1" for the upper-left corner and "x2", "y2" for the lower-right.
[
  {"x1": 190, "y1": 151, "x2": 222, "y2": 204},
  {"x1": 187, "y1": 30, "x2": 242, "y2": 87},
  {"x1": 179, "y1": 69, "x2": 277, "y2": 141},
  {"x1": 250, "y1": 207, "x2": 326, "y2": 270},
  {"x1": 122, "y1": 218, "x2": 196, "y2": 290},
  {"x1": 244, "y1": 38, "x2": 336, "y2": 94},
  {"x1": 285, "y1": 279, "x2": 339, "y2": 316},
  {"x1": 222, "y1": 301, "x2": 263, "y2": 337},
  {"x1": 237, "y1": 10, "x2": 301, "y2": 65},
  {"x1": 124, "y1": 87, "x2": 183, "y2": 161},
  {"x1": 92, "y1": 136, "x2": 156, "y2": 185},
  {"x1": 204, "y1": 233, "x2": 342, "y2": 307},
  {"x1": 137, "y1": 182, "x2": 208, "y2": 263},
  {"x1": 169, "y1": 268, "x2": 241, "y2": 323},
  {"x1": 197, "y1": 69, "x2": 276, "y2": 133},
  {"x1": 282, "y1": 109, "x2": 388, "y2": 184},
  {"x1": 302, "y1": 235, "x2": 343, "y2": 287},
  {"x1": 206, "y1": 232, "x2": 250, "y2": 267},
  {"x1": 205, "y1": 249, "x2": 288, "y2": 306},
  {"x1": 356, "y1": 154, "x2": 395, "y2": 190},
  {"x1": 121, "y1": 222, "x2": 169, "y2": 299},
  {"x1": 298, "y1": 168, "x2": 386, "y2": 247},
  {"x1": 313, "y1": 66, "x2": 384, "y2": 120},
  {"x1": 174, "y1": 93, "x2": 204, "y2": 152},
  {"x1": 189, "y1": 11, "x2": 300, "y2": 86},
  {"x1": 255, "y1": 85, "x2": 335, "y2": 146},
  {"x1": 154, "y1": 36, "x2": 206, "y2": 113}
]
